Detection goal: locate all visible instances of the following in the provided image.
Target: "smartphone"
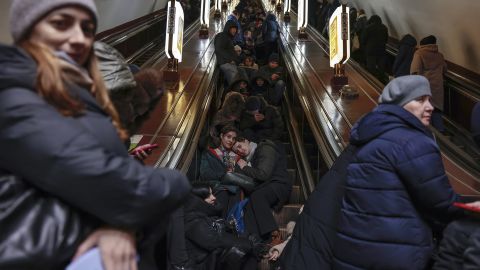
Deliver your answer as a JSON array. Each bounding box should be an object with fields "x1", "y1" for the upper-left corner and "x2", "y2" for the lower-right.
[
  {"x1": 453, "y1": 202, "x2": 480, "y2": 213},
  {"x1": 129, "y1": 144, "x2": 159, "y2": 155},
  {"x1": 66, "y1": 248, "x2": 104, "y2": 270}
]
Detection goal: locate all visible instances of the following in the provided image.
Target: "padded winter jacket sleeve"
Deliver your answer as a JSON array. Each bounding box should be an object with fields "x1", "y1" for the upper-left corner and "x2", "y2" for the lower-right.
[
  {"x1": 0, "y1": 87, "x2": 190, "y2": 229},
  {"x1": 394, "y1": 135, "x2": 458, "y2": 219}
]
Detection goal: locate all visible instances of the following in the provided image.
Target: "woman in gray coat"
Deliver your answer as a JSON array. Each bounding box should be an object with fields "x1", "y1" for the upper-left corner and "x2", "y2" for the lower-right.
[{"x1": 0, "y1": 1, "x2": 190, "y2": 269}]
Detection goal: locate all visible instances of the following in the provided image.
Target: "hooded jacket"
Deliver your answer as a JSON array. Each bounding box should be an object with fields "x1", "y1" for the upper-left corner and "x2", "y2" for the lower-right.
[
  {"x1": 392, "y1": 34, "x2": 417, "y2": 78},
  {"x1": 239, "y1": 97, "x2": 284, "y2": 141},
  {"x1": 227, "y1": 14, "x2": 243, "y2": 45},
  {"x1": 214, "y1": 20, "x2": 240, "y2": 66},
  {"x1": 184, "y1": 195, "x2": 251, "y2": 267},
  {"x1": 263, "y1": 13, "x2": 279, "y2": 43},
  {"x1": 333, "y1": 104, "x2": 458, "y2": 269},
  {"x1": 0, "y1": 45, "x2": 190, "y2": 268},
  {"x1": 410, "y1": 44, "x2": 447, "y2": 110}
]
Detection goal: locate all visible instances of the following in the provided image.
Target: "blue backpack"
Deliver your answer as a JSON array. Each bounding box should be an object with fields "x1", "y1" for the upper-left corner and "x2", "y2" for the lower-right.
[{"x1": 226, "y1": 198, "x2": 249, "y2": 236}]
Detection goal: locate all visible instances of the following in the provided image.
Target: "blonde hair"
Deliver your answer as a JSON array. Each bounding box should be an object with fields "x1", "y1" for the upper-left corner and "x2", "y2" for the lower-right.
[{"x1": 20, "y1": 41, "x2": 129, "y2": 141}]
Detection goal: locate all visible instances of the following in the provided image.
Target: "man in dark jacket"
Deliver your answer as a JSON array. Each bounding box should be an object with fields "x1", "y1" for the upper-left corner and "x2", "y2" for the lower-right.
[
  {"x1": 239, "y1": 96, "x2": 284, "y2": 142},
  {"x1": 215, "y1": 20, "x2": 240, "y2": 85},
  {"x1": 227, "y1": 9, "x2": 244, "y2": 46},
  {"x1": 361, "y1": 15, "x2": 388, "y2": 78},
  {"x1": 258, "y1": 53, "x2": 285, "y2": 105},
  {"x1": 233, "y1": 137, "x2": 292, "y2": 240}
]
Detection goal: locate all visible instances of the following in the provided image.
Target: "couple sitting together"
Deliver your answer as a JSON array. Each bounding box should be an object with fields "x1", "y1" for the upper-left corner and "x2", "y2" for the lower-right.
[{"x1": 200, "y1": 125, "x2": 292, "y2": 239}]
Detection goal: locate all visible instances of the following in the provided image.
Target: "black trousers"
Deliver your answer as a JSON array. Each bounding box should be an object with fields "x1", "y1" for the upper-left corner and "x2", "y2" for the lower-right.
[
  {"x1": 215, "y1": 188, "x2": 242, "y2": 218},
  {"x1": 244, "y1": 182, "x2": 284, "y2": 237}
]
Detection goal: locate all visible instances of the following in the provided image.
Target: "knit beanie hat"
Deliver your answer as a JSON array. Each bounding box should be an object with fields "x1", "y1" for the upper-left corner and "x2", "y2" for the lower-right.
[
  {"x1": 268, "y1": 53, "x2": 280, "y2": 63},
  {"x1": 10, "y1": 0, "x2": 98, "y2": 43},
  {"x1": 245, "y1": 96, "x2": 261, "y2": 111},
  {"x1": 420, "y1": 35, "x2": 437, "y2": 46},
  {"x1": 378, "y1": 75, "x2": 431, "y2": 106}
]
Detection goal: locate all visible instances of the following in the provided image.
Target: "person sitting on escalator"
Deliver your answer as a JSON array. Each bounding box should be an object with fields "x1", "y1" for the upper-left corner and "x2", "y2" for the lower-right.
[
  {"x1": 200, "y1": 125, "x2": 242, "y2": 216},
  {"x1": 258, "y1": 53, "x2": 285, "y2": 106},
  {"x1": 239, "y1": 96, "x2": 284, "y2": 143},
  {"x1": 232, "y1": 137, "x2": 292, "y2": 242},
  {"x1": 184, "y1": 182, "x2": 267, "y2": 270},
  {"x1": 207, "y1": 92, "x2": 245, "y2": 148}
]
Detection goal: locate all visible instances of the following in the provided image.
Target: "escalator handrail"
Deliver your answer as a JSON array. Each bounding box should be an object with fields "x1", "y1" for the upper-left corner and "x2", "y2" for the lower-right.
[
  {"x1": 98, "y1": 11, "x2": 167, "y2": 46},
  {"x1": 284, "y1": 96, "x2": 317, "y2": 195}
]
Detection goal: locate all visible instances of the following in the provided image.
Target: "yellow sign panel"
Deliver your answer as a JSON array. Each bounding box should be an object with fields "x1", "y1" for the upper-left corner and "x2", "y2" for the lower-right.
[
  {"x1": 328, "y1": 5, "x2": 350, "y2": 67},
  {"x1": 177, "y1": 18, "x2": 184, "y2": 56},
  {"x1": 329, "y1": 17, "x2": 338, "y2": 62}
]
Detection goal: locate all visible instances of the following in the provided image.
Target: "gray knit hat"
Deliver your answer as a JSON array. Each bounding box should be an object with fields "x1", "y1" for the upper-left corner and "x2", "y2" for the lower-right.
[
  {"x1": 379, "y1": 75, "x2": 431, "y2": 106},
  {"x1": 10, "y1": 0, "x2": 98, "y2": 43}
]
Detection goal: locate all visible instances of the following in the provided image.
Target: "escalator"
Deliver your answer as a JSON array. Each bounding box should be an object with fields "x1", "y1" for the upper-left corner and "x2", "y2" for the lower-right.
[{"x1": 306, "y1": 24, "x2": 480, "y2": 179}]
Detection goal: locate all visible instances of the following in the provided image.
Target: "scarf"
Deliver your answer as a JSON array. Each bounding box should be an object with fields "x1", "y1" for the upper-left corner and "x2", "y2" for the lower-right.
[{"x1": 55, "y1": 51, "x2": 94, "y2": 93}]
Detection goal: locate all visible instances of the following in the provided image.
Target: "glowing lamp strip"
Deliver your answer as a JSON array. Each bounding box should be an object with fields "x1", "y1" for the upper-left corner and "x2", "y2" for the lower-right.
[
  {"x1": 200, "y1": 0, "x2": 210, "y2": 26},
  {"x1": 297, "y1": 0, "x2": 308, "y2": 30},
  {"x1": 165, "y1": 1, "x2": 185, "y2": 62}
]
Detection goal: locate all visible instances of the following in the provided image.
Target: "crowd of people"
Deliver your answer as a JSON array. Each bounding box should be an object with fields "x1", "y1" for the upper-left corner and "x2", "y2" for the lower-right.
[{"x1": 214, "y1": 1, "x2": 284, "y2": 107}]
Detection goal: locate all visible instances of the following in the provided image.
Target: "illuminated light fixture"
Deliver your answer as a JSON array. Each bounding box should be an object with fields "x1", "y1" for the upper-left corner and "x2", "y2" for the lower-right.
[
  {"x1": 297, "y1": 0, "x2": 308, "y2": 39},
  {"x1": 199, "y1": 0, "x2": 210, "y2": 38},
  {"x1": 214, "y1": 0, "x2": 221, "y2": 19},
  {"x1": 329, "y1": 4, "x2": 350, "y2": 88},
  {"x1": 164, "y1": 0, "x2": 184, "y2": 81},
  {"x1": 283, "y1": 0, "x2": 291, "y2": 23},
  {"x1": 200, "y1": 0, "x2": 210, "y2": 27}
]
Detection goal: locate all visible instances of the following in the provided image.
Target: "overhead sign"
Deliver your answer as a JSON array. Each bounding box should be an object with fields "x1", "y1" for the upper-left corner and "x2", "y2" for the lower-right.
[
  {"x1": 200, "y1": 0, "x2": 210, "y2": 26},
  {"x1": 297, "y1": 0, "x2": 308, "y2": 30},
  {"x1": 329, "y1": 5, "x2": 350, "y2": 67},
  {"x1": 165, "y1": 1, "x2": 184, "y2": 61}
]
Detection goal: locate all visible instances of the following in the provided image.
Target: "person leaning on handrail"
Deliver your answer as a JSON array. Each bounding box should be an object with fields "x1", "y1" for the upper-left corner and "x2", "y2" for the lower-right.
[{"x1": 0, "y1": 0, "x2": 190, "y2": 269}]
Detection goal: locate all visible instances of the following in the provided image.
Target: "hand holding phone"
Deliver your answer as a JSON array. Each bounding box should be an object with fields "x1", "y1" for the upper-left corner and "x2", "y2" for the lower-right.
[
  {"x1": 453, "y1": 202, "x2": 480, "y2": 213},
  {"x1": 129, "y1": 144, "x2": 158, "y2": 160}
]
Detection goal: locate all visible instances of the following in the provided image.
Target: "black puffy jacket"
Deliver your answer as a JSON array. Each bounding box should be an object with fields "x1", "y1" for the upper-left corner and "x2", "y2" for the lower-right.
[
  {"x1": 0, "y1": 44, "x2": 190, "y2": 269},
  {"x1": 184, "y1": 195, "x2": 252, "y2": 268}
]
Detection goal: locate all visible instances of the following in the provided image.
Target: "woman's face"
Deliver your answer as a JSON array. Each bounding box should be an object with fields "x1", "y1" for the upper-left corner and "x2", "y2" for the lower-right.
[
  {"x1": 220, "y1": 131, "x2": 237, "y2": 149},
  {"x1": 403, "y1": 95, "x2": 434, "y2": 126},
  {"x1": 204, "y1": 188, "x2": 216, "y2": 205},
  {"x1": 29, "y1": 6, "x2": 95, "y2": 66}
]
